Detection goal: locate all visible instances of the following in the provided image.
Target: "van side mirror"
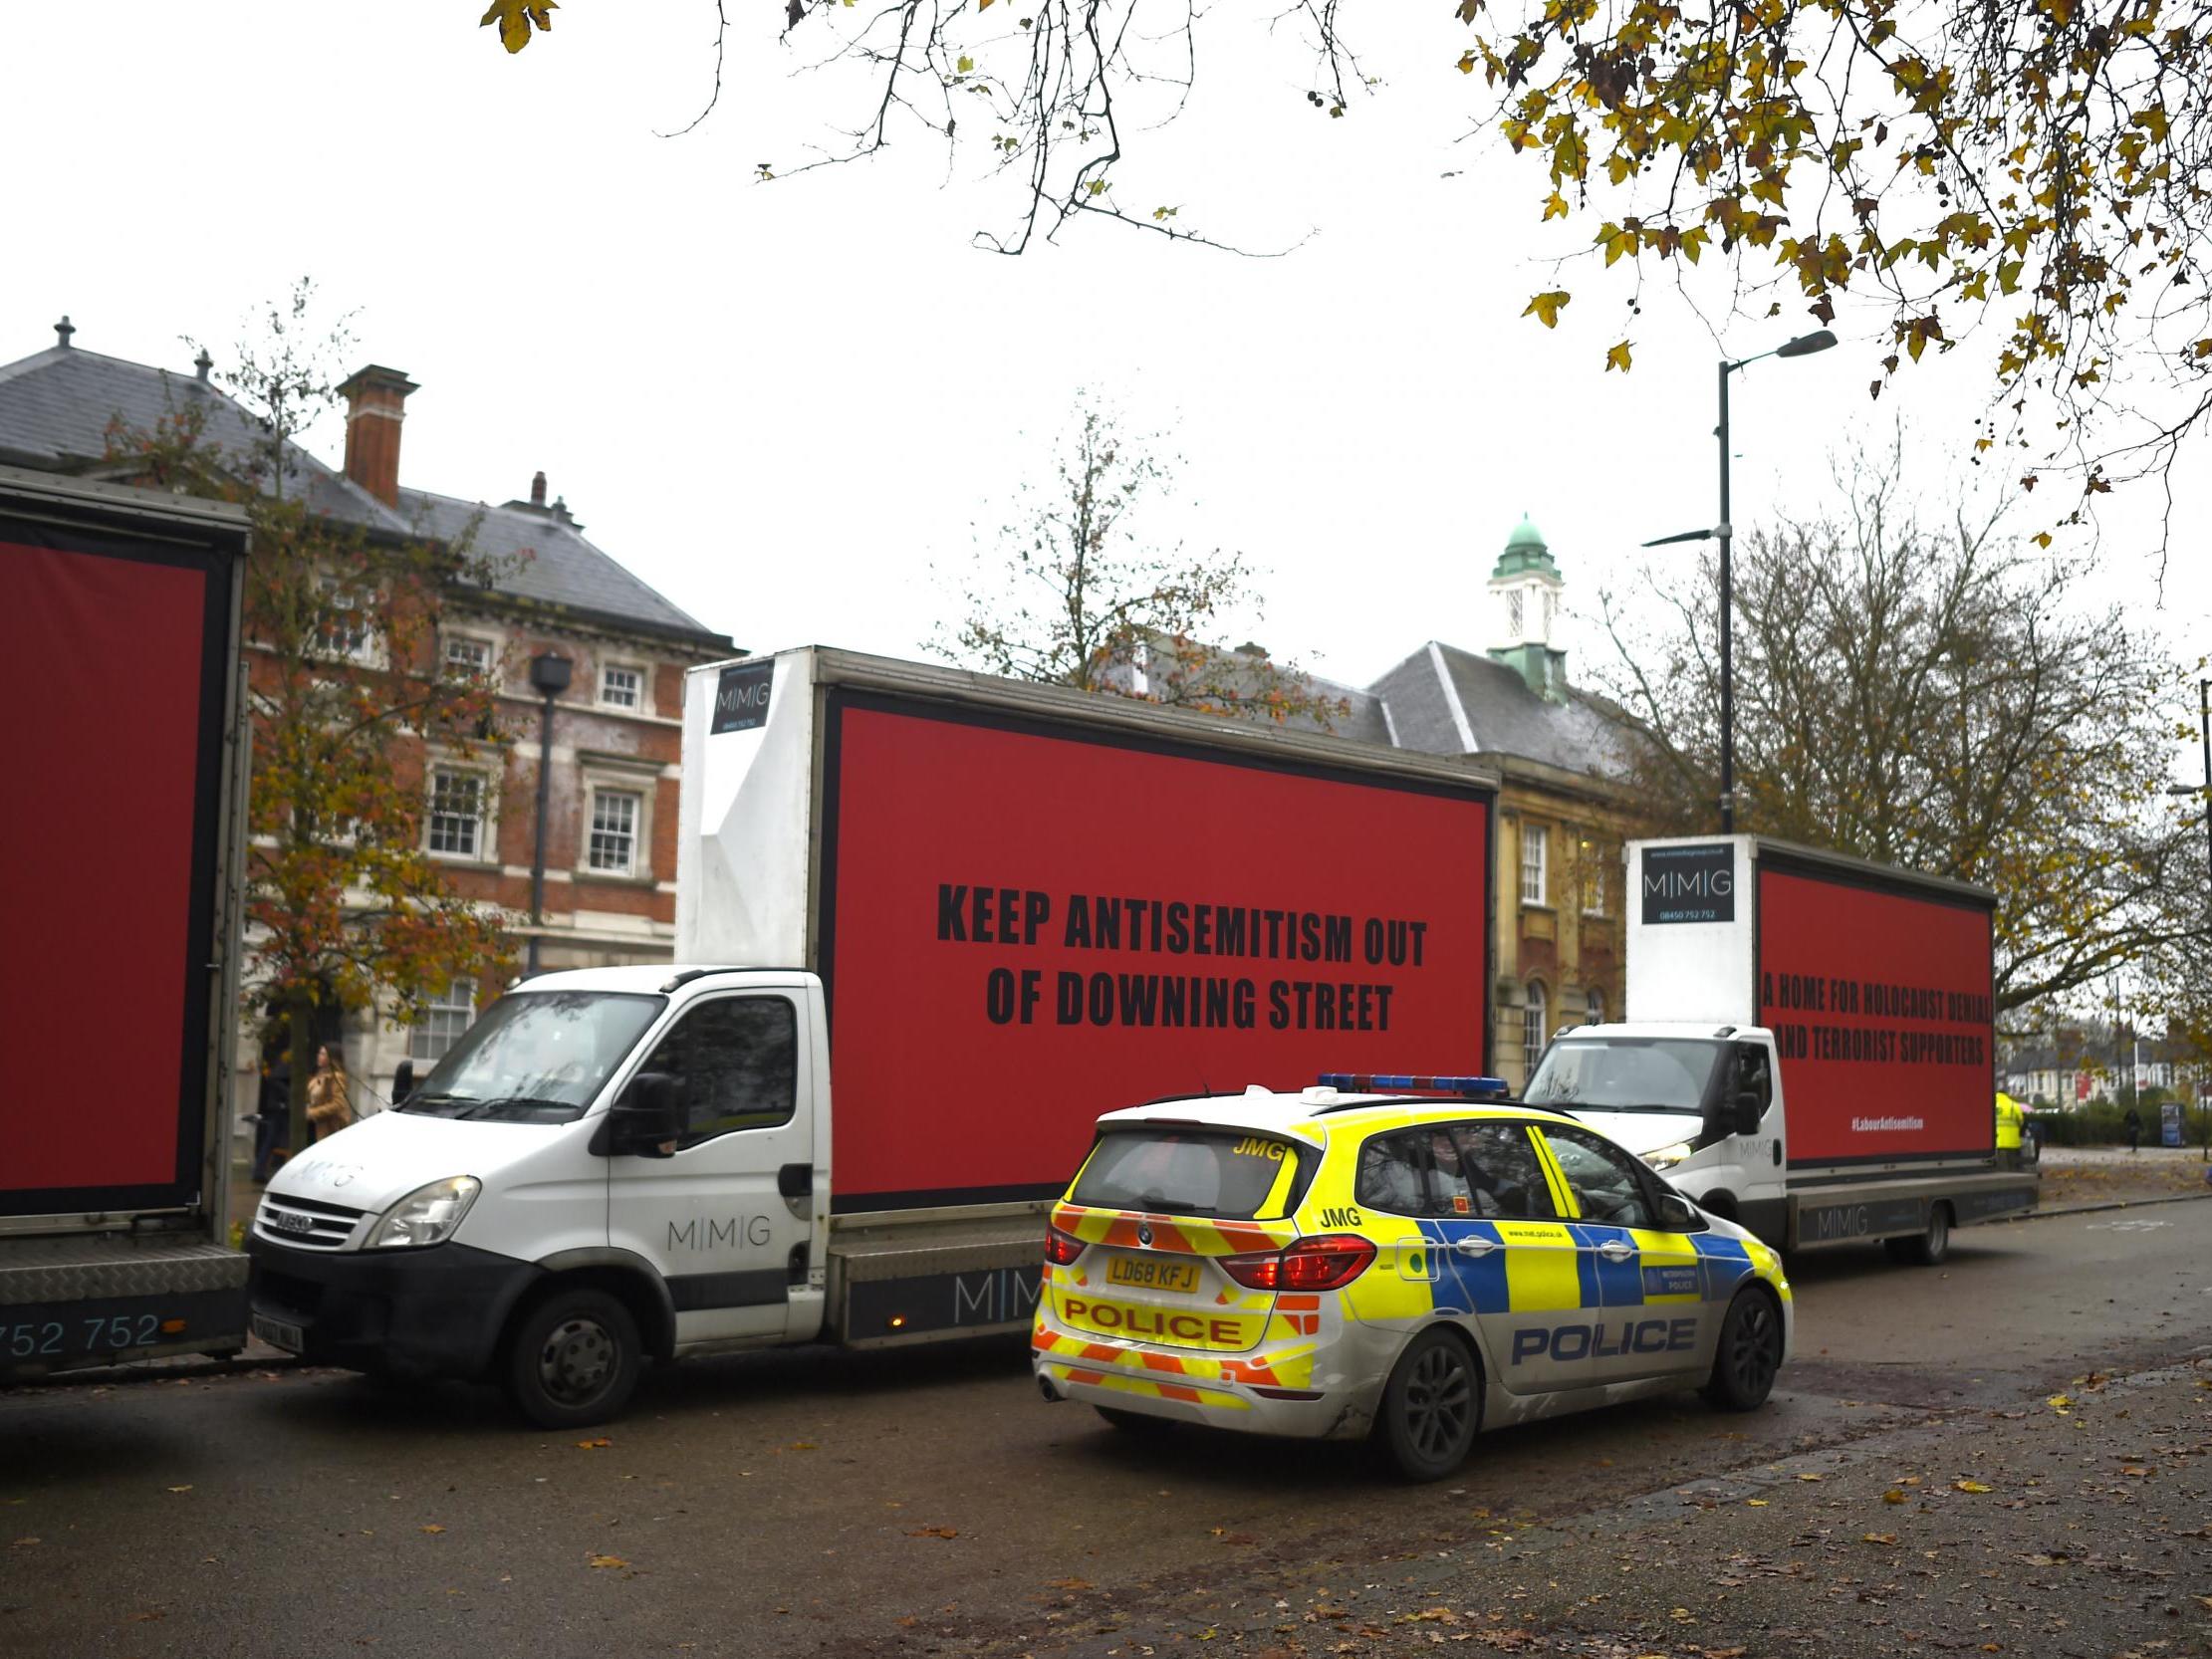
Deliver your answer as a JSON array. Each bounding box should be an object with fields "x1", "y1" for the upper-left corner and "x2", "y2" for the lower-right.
[
  {"x1": 1732, "y1": 1089, "x2": 1764, "y2": 1136},
  {"x1": 609, "y1": 1072, "x2": 682, "y2": 1158}
]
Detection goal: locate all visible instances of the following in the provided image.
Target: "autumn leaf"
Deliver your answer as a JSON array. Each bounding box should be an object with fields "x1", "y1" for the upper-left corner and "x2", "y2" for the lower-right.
[
  {"x1": 1862, "y1": 1532, "x2": 1899, "y2": 1545},
  {"x1": 788, "y1": 1441, "x2": 818, "y2": 1452},
  {"x1": 956, "y1": 55, "x2": 974, "y2": 74},
  {"x1": 588, "y1": 1553, "x2": 628, "y2": 1569},
  {"x1": 1604, "y1": 340, "x2": 1633, "y2": 373},
  {"x1": 906, "y1": 1526, "x2": 960, "y2": 1540},
  {"x1": 1955, "y1": 1480, "x2": 1992, "y2": 1494},
  {"x1": 576, "y1": 1438, "x2": 613, "y2": 1450},
  {"x1": 1522, "y1": 291, "x2": 1572, "y2": 328},
  {"x1": 480, "y1": 0, "x2": 556, "y2": 54},
  {"x1": 421, "y1": 1523, "x2": 447, "y2": 1534},
  {"x1": 1882, "y1": 1489, "x2": 1907, "y2": 1504},
  {"x1": 165, "y1": 1486, "x2": 193, "y2": 1495}
]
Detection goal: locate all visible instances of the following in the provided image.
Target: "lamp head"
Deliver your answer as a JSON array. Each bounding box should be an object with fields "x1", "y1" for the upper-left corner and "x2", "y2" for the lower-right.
[{"x1": 1776, "y1": 329, "x2": 1839, "y2": 358}]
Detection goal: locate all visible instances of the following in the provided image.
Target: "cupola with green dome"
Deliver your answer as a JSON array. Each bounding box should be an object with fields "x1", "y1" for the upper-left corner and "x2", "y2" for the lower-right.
[{"x1": 1486, "y1": 514, "x2": 1569, "y2": 701}]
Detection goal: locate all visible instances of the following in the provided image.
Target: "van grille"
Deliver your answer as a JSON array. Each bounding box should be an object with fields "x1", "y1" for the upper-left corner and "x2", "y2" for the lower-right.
[{"x1": 253, "y1": 1192, "x2": 367, "y2": 1251}]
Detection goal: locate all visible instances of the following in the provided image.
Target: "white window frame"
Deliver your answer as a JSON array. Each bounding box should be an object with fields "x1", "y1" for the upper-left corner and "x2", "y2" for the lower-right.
[
  {"x1": 599, "y1": 661, "x2": 646, "y2": 711},
  {"x1": 587, "y1": 786, "x2": 642, "y2": 875},
  {"x1": 444, "y1": 632, "x2": 494, "y2": 678},
  {"x1": 1520, "y1": 824, "x2": 1549, "y2": 907},
  {"x1": 576, "y1": 762, "x2": 658, "y2": 882},
  {"x1": 426, "y1": 764, "x2": 491, "y2": 861},
  {"x1": 318, "y1": 577, "x2": 373, "y2": 662},
  {"x1": 1581, "y1": 839, "x2": 1607, "y2": 916},
  {"x1": 1522, "y1": 980, "x2": 1548, "y2": 1079},
  {"x1": 409, "y1": 977, "x2": 478, "y2": 1064}
]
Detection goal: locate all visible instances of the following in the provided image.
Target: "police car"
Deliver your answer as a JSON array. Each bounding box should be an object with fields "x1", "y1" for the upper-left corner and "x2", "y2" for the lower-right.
[{"x1": 1033, "y1": 1075, "x2": 1792, "y2": 1480}]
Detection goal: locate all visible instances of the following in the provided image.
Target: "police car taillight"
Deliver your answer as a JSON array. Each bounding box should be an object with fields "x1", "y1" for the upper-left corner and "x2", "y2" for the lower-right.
[
  {"x1": 1220, "y1": 1235, "x2": 1375, "y2": 1292},
  {"x1": 1044, "y1": 1225, "x2": 1087, "y2": 1266}
]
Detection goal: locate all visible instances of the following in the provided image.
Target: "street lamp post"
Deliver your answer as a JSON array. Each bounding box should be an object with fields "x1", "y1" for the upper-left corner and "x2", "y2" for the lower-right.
[
  {"x1": 1645, "y1": 329, "x2": 1838, "y2": 833},
  {"x1": 526, "y1": 651, "x2": 573, "y2": 976}
]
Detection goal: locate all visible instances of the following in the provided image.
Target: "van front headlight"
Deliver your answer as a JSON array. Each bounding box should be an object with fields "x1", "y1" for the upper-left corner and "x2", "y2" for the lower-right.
[
  {"x1": 366, "y1": 1176, "x2": 481, "y2": 1250},
  {"x1": 1642, "y1": 1140, "x2": 1694, "y2": 1172}
]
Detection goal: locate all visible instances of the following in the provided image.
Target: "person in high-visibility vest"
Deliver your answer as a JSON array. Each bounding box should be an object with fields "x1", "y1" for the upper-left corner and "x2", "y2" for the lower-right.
[{"x1": 1995, "y1": 1091, "x2": 2026, "y2": 1167}]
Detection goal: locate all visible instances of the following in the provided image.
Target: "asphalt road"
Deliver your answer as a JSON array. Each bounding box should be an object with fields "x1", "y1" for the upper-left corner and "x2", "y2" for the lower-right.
[{"x1": 3, "y1": 1202, "x2": 2207, "y2": 1659}]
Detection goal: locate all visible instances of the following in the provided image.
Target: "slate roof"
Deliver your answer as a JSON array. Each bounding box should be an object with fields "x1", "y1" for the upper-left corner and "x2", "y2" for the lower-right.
[
  {"x1": 0, "y1": 340, "x2": 726, "y2": 648},
  {"x1": 1365, "y1": 640, "x2": 1632, "y2": 780}
]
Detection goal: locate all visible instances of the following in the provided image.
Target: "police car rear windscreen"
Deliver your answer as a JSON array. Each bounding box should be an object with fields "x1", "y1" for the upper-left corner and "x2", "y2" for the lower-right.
[{"x1": 1072, "y1": 1130, "x2": 1308, "y2": 1221}]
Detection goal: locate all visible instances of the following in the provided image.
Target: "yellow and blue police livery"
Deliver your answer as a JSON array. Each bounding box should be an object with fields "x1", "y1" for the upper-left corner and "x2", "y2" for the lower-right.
[{"x1": 1033, "y1": 1074, "x2": 1792, "y2": 1480}]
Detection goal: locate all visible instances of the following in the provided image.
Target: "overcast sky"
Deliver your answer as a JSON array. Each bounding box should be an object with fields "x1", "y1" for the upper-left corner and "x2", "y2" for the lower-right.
[{"x1": 5, "y1": 3, "x2": 2205, "y2": 719}]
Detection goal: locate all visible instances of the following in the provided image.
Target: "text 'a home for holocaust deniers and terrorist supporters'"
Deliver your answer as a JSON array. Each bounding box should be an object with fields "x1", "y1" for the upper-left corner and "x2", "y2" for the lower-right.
[
  {"x1": 1763, "y1": 969, "x2": 1993, "y2": 1066},
  {"x1": 934, "y1": 883, "x2": 1435, "y2": 1034}
]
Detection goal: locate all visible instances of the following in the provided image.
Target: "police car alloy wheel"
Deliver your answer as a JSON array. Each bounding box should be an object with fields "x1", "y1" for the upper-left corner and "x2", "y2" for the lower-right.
[
  {"x1": 1377, "y1": 1327, "x2": 1481, "y2": 1481},
  {"x1": 1703, "y1": 1290, "x2": 1784, "y2": 1412}
]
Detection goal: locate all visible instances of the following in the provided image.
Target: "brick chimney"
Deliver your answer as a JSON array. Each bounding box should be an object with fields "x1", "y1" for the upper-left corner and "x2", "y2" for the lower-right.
[{"x1": 337, "y1": 364, "x2": 418, "y2": 508}]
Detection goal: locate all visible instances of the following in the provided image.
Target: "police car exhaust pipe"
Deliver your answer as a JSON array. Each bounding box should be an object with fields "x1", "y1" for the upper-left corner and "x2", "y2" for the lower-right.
[{"x1": 1039, "y1": 1373, "x2": 1063, "y2": 1403}]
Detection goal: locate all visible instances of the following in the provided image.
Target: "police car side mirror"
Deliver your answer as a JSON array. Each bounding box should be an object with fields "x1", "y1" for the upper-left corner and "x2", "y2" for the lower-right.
[
  {"x1": 1732, "y1": 1090, "x2": 1764, "y2": 1136},
  {"x1": 1655, "y1": 1190, "x2": 1701, "y2": 1232}
]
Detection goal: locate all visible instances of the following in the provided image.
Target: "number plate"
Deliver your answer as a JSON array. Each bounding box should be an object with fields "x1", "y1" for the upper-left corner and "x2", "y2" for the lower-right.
[
  {"x1": 1106, "y1": 1256, "x2": 1199, "y2": 1294},
  {"x1": 251, "y1": 1312, "x2": 305, "y2": 1352}
]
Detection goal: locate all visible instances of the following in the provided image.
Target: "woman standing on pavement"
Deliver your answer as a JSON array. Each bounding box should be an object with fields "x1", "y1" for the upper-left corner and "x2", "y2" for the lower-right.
[{"x1": 305, "y1": 1044, "x2": 354, "y2": 1141}]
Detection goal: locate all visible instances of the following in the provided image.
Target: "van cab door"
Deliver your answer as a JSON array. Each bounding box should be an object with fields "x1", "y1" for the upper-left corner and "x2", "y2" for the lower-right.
[{"x1": 608, "y1": 989, "x2": 816, "y2": 1345}]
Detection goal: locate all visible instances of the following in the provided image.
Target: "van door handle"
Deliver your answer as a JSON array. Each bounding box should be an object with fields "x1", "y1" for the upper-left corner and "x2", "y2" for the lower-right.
[
  {"x1": 777, "y1": 1162, "x2": 812, "y2": 1200},
  {"x1": 1453, "y1": 1237, "x2": 1499, "y2": 1257},
  {"x1": 1597, "y1": 1240, "x2": 1635, "y2": 1262}
]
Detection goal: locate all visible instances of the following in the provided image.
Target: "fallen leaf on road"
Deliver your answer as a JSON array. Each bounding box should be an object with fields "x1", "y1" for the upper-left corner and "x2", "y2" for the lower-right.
[
  {"x1": 1863, "y1": 1533, "x2": 1899, "y2": 1545},
  {"x1": 1746, "y1": 1499, "x2": 1769, "y2": 1507},
  {"x1": 787, "y1": 1441, "x2": 817, "y2": 1451},
  {"x1": 907, "y1": 1526, "x2": 959, "y2": 1540},
  {"x1": 588, "y1": 1554, "x2": 627, "y2": 1569},
  {"x1": 2047, "y1": 1394, "x2": 2074, "y2": 1414},
  {"x1": 2120, "y1": 1465, "x2": 2150, "y2": 1477},
  {"x1": 11, "y1": 1538, "x2": 38, "y2": 1547},
  {"x1": 165, "y1": 1486, "x2": 192, "y2": 1494},
  {"x1": 420, "y1": 1524, "x2": 446, "y2": 1534},
  {"x1": 575, "y1": 1438, "x2": 612, "y2": 1450},
  {"x1": 1796, "y1": 1473, "x2": 1824, "y2": 1482},
  {"x1": 1882, "y1": 1490, "x2": 1907, "y2": 1504},
  {"x1": 1955, "y1": 1480, "x2": 1992, "y2": 1494},
  {"x1": 128, "y1": 1610, "x2": 165, "y2": 1622},
  {"x1": 1045, "y1": 1577, "x2": 1093, "y2": 1590}
]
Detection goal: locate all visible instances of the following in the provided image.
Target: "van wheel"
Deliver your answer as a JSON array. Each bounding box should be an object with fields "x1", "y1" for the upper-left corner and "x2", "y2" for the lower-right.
[
  {"x1": 1703, "y1": 1290, "x2": 1784, "y2": 1412},
  {"x1": 502, "y1": 1289, "x2": 641, "y2": 1429},
  {"x1": 1095, "y1": 1405, "x2": 1172, "y2": 1434},
  {"x1": 1376, "y1": 1327, "x2": 1479, "y2": 1482},
  {"x1": 1883, "y1": 1205, "x2": 1951, "y2": 1267}
]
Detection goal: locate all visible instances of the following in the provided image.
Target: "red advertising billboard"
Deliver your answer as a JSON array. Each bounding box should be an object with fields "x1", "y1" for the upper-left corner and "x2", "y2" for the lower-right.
[
  {"x1": 1756, "y1": 863, "x2": 1995, "y2": 1165},
  {"x1": 823, "y1": 697, "x2": 1493, "y2": 1210},
  {"x1": 0, "y1": 536, "x2": 224, "y2": 1210}
]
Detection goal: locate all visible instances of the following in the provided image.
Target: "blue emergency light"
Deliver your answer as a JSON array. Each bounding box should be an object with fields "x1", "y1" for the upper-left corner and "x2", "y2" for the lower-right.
[{"x1": 1316, "y1": 1072, "x2": 1510, "y2": 1098}]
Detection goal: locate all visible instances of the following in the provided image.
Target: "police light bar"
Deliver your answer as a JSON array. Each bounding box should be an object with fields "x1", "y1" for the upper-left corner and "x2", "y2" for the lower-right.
[{"x1": 1316, "y1": 1073, "x2": 1510, "y2": 1098}]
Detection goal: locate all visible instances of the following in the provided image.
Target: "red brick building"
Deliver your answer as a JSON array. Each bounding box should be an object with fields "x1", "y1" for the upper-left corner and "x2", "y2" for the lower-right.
[{"x1": 0, "y1": 320, "x2": 734, "y2": 1107}]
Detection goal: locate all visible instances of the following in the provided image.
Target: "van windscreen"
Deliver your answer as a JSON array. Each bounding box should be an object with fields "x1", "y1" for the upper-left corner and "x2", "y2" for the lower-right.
[{"x1": 1071, "y1": 1129, "x2": 1308, "y2": 1220}]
